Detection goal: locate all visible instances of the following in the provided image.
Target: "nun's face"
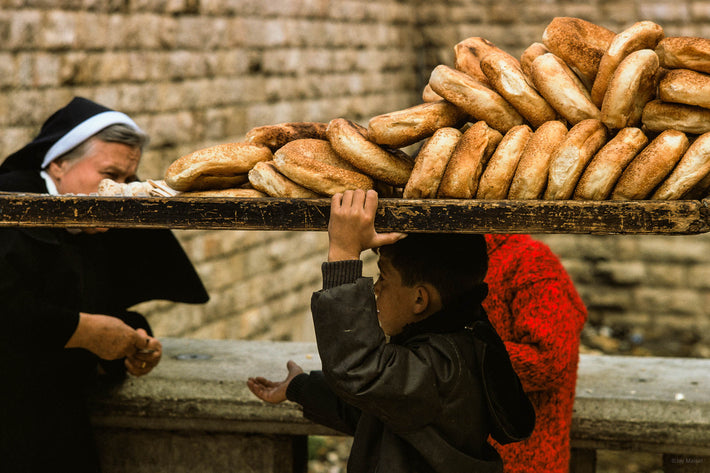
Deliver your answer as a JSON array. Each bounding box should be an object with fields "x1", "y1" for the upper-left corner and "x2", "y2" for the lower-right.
[{"x1": 47, "y1": 138, "x2": 141, "y2": 195}]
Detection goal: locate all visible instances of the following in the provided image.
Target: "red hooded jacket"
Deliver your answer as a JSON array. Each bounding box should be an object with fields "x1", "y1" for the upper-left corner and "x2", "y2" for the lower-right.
[{"x1": 484, "y1": 234, "x2": 587, "y2": 473}]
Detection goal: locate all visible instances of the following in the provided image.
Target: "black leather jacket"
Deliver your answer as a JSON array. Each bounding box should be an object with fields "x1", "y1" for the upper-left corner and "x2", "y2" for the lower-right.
[{"x1": 286, "y1": 260, "x2": 534, "y2": 473}]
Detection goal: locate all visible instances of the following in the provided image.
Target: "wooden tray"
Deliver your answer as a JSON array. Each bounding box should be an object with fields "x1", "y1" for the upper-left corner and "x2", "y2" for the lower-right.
[{"x1": 0, "y1": 193, "x2": 708, "y2": 234}]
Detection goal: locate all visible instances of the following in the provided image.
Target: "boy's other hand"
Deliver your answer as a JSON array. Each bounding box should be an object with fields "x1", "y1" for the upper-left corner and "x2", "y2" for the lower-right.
[
  {"x1": 328, "y1": 189, "x2": 406, "y2": 261},
  {"x1": 247, "y1": 360, "x2": 304, "y2": 404}
]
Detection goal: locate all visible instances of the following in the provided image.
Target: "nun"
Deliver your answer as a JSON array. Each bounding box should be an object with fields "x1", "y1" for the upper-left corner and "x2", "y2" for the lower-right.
[{"x1": 0, "y1": 97, "x2": 209, "y2": 472}]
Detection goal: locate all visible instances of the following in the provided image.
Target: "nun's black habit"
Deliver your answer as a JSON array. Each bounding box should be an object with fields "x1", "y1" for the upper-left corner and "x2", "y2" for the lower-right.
[{"x1": 0, "y1": 97, "x2": 209, "y2": 472}]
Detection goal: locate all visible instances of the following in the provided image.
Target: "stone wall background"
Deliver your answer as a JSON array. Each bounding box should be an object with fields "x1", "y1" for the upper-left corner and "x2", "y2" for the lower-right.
[{"x1": 2, "y1": 0, "x2": 708, "y2": 356}]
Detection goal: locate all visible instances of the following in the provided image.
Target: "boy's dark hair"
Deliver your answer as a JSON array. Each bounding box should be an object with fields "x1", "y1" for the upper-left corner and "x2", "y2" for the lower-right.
[{"x1": 376, "y1": 233, "x2": 488, "y2": 307}]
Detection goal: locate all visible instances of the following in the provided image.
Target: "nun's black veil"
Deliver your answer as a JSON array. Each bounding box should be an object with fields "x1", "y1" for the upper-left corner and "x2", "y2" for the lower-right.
[{"x1": 0, "y1": 97, "x2": 209, "y2": 308}]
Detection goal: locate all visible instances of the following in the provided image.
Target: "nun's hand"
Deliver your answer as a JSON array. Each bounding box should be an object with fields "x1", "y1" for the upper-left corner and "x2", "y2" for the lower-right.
[
  {"x1": 125, "y1": 329, "x2": 162, "y2": 376},
  {"x1": 66, "y1": 313, "x2": 148, "y2": 360}
]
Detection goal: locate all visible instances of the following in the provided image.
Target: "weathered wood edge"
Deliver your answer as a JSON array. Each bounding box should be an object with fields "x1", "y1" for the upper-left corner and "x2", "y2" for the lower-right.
[{"x1": 0, "y1": 193, "x2": 709, "y2": 234}]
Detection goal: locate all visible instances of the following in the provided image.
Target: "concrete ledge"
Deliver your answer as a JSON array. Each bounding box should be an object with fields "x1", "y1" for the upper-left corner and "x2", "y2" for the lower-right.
[
  {"x1": 91, "y1": 338, "x2": 334, "y2": 436},
  {"x1": 89, "y1": 338, "x2": 710, "y2": 472},
  {"x1": 572, "y1": 354, "x2": 710, "y2": 455}
]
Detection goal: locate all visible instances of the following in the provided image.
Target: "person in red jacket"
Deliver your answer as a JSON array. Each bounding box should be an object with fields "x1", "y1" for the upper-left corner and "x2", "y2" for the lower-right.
[{"x1": 483, "y1": 234, "x2": 587, "y2": 473}]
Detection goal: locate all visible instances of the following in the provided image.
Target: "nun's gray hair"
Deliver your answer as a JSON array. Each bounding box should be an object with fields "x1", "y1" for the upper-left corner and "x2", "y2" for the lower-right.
[{"x1": 54, "y1": 124, "x2": 150, "y2": 165}]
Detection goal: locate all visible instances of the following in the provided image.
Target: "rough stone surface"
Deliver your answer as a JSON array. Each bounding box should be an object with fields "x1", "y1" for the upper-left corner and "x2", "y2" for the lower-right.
[{"x1": 89, "y1": 338, "x2": 710, "y2": 472}]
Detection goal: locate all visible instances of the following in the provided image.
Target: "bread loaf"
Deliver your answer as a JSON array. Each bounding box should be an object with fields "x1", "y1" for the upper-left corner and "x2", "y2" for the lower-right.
[
  {"x1": 520, "y1": 42, "x2": 550, "y2": 77},
  {"x1": 477, "y1": 125, "x2": 534, "y2": 199},
  {"x1": 652, "y1": 131, "x2": 710, "y2": 199},
  {"x1": 429, "y1": 64, "x2": 525, "y2": 134},
  {"x1": 480, "y1": 50, "x2": 558, "y2": 128},
  {"x1": 438, "y1": 121, "x2": 503, "y2": 198},
  {"x1": 531, "y1": 53, "x2": 601, "y2": 125},
  {"x1": 368, "y1": 100, "x2": 468, "y2": 148},
  {"x1": 542, "y1": 17, "x2": 616, "y2": 89},
  {"x1": 165, "y1": 143, "x2": 271, "y2": 192},
  {"x1": 655, "y1": 36, "x2": 710, "y2": 74},
  {"x1": 683, "y1": 170, "x2": 710, "y2": 199},
  {"x1": 280, "y1": 138, "x2": 361, "y2": 172},
  {"x1": 574, "y1": 127, "x2": 648, "y2": 200},
  {"x1": 248, "y1": 160, "x2": 321, "y2": 198},
  {"x1": 508, "y1": 120, "x2": 568, "y2": 199},
  {"x1": 453, "y1": 37, "x2": 506, "y2": 84},
  {"x1": 600, "y1": 49, "x2": 660, "y2": 130},
  {"x1": 658, "y1": 68, "x2": 710, "y2": 109},
  {"x1": 326, "y1": 118, "x2": 414, "y2": 186},
  {"x1": 545, "y1": 119, "x2": 608, "y2": 200},
  {"x1": 642, "y1": 99, "x2": 710, "y2": 135},
  {"x1": 403, "y1": 127, "x2": 462, "y2": 199},
  {"x1": 98, "y1": 179, "x2": 154, "y2": 197},
  {"x1": 245, "y1": 122, "x2": 328, "y2": 151},
  {"x1": 179, "y1": 188, "x2": 267, "y2": 198},
  {"x1": 422, "y1": 83, "x2": 443, "y2": 102},
  {"x1": 611, "y1": 129, "x2": 690, "y2": 200},
  {"x1": 591, "y1": 21, "x2": 665, "y2": 107},
  {"x1": 273, "y1": 138, "x2": 375, "y2": 196}
]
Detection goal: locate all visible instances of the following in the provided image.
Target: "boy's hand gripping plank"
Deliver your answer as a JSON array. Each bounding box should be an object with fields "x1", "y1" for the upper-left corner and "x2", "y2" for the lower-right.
[{"x1": 327, "y1": 189, "x2": 407, "y2": 262}]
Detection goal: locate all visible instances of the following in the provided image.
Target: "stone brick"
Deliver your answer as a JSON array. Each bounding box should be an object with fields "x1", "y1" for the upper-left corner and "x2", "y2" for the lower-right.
[
  {"x1": 687, "y1": 266, "x2": 710, "y2": 290},
  {"x1": 598, "y1": 4, "x2": 640, "y2": 28},
  {"x1": 96, "y1": 52, "x2": 132, "y2": 83},
  {"x1": 0, "y1": 127, "x2": 32, "y2": 158},
  {"x1": 634, "y1": 287, "x2": 704, "y2": 315},
  {"x1": 57, "y1": 52, "x2": 90, "y2": 85},
  {"x1": 118, "y1": 13, "x2": 168, "y2": 49},
  {"x1": 449, "y1": 4, "x2": 488, "y2": 24},
  {"x1": 5, "y1": 9, "x2": 43, "y2": 50},
  {"x1": 638, "y1": 2, "x2": 691, "y2": 23},
  {"x1": 487, "y1": 3, "x2": 522, "y2": 24},
  {"x1": 649, "y1": 313, "x2": 704, "y2": 333},
  {"x1": 637, "y1": 235, "x2": 710, "y2": 263},
  {"x1": 0, "y1": 52, "x2": 14, "y2": 88},
  {"x1": 558, "y1": 259, "x2": 596, "y2": 284},
  {"x1": 74, "y1": 86, "x2": 120, "y2": 112},
  {"x1": 203, "y1": 106, "x2": 247, "y2": 140},
  {"x1": 578, "y1": 285, "x2": 635, "y2": 311},
  {"x1": 645, "y1": 263, "x2": 687, "y2": 287},
  {"x1": 73, "y1": 12, "x2": 112, "y2": 50},
  {"x1": 537, "y1": 234, "x2": 625, "y2": 261},
  {"x1": 595, "y1": 261, "x2": 648, "y2": 285},
  {"x1": 6, "y1": 89, "x2": 52, "y2": 126},
  {"x1": 38, "y1": 10, "x2": 77, "y2": 49},
  {"x1": 145, "y1": 111, "x2": 199, "y2": 148},
  {"x1": 13, "y1": 53, "x2": 32, "y2": 88},
  {"x1": 557, "y1": 3, "x2": 603, "y2": 23},
  {"x1": 417, "y1": 4, "x2": 453, "y2": 23},
  {"x1": 198, "y1": 0, "x2": 245, "y2": 15},
  {"x1": 261, "y1": 48, "x2": 302, "y2": 75},
  {"x1": 594, "y1": 311, "x2": 652, "y2": 328},
  {"x1": 329, "y1": 1, "x2": 367, "y2": 21}
]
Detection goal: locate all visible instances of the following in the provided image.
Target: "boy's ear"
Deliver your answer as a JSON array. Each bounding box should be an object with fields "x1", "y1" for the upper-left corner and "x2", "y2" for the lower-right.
[
  {"x1": 413, "y1": 285, "x2": 432, "y2": 316},
  {"x1": 413, "y1": 283, "x2": 442, "y2": 317}
]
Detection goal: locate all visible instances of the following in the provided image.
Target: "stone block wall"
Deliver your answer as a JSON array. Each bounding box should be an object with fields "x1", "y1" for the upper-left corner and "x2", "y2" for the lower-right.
[
  {"x1": 1, "y1": 0, "x2": 708, "y2": 355},
  {"x1": 540, "y1": 233, "x2": 710, "y2": 358}
]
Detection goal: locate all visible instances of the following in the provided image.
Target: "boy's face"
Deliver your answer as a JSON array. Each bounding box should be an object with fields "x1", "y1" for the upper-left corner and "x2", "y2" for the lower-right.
[{"x1": 374, "y1": 254, "x2": 422, "y2": 336}]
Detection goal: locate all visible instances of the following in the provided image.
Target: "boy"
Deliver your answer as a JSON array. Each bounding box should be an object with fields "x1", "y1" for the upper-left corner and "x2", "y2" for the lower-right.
[{"x1": 247, "y1": 189, "x2": 534, "y2": 473}]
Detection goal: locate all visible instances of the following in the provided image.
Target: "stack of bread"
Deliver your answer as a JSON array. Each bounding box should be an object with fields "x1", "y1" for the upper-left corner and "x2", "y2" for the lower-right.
[{"x1": 158, "y1": 17, "x2": 710, "y2": 202}]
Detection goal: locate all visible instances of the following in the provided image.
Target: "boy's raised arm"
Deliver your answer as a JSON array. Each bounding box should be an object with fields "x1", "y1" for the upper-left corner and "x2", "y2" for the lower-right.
[{"x1": 327, "y1": 189, "x2": 406, "y2": 262}]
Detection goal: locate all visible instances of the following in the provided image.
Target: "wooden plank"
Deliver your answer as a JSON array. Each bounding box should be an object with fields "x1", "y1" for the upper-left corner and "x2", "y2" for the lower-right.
[{"x1": 0, "y1": 193, "x2": 708, "y2": 234}]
